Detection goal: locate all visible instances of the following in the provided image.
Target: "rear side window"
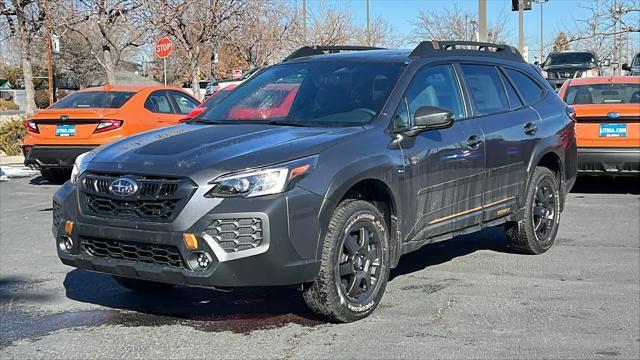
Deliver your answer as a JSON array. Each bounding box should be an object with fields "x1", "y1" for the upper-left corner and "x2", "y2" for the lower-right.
[
  {"x1": 499, "y1": 71, "x2": 523, "y2": 109},
  {"x1": 504, "y1": 68, "x2": 543, "y2": 104},
  {"x1": 145, "y1": 91, "x2": 173, "y2": 114},
  {"x1": 169, "y1": 91, "x2": 199, "y2": 114},
  {"x1": 50, "y1": 91, "x2": 135, "y2": 109},
  {"x1": 460, "y1": 64, "x2": 509, "y2": 116}
]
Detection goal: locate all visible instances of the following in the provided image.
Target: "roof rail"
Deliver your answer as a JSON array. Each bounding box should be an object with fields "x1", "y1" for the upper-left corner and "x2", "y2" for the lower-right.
[
  {"x1": 283, "y1": 45, "x2": 384, "y2": 62},
  {"x1": 409, "y1": 40, "x2": 524, "y2": 62}
]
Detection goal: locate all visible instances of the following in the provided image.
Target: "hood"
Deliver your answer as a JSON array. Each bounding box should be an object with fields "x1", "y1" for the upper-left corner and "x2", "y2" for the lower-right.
[
  {"x1": 543, "y1": 64, "x2": 595, "y2": 72},
  {"x1": 87, "y1": 123, "x2": 363, "y2": 183},
  {"x1": 31, "y1": 108, "x2": 119, "y2": 120}
]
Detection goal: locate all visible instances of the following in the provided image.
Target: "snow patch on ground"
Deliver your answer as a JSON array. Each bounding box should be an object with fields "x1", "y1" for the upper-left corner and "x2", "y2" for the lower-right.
[{"x1": 0, "y1": 165, "x2": 40, "y2": 181}]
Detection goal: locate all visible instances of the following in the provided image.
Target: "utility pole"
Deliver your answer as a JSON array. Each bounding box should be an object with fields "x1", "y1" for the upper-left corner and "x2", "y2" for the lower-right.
[
  {"x1": 478, "y1": 0, "x2": 487, "y2": 42},
  {"x1": 534, "y1": 0, "x2": 548, "y2": 64},
  {"x1": 518, "y1": 0, "x2": 524, "y2": 53},
  {"x1": 366, "y1": 0, "x2": 370, "y2": 46},
  {"x1": 303, "y1": 0, "x2": 307, "y2": 44},
  {"x1": 45, "y1": 1, "x2": 55, "y2": 106}
]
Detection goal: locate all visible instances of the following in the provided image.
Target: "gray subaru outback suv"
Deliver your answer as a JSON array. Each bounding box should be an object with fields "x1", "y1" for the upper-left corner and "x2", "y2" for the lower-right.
[{"x1": 54, "y1": 42, "x2": 577, "y2": 322}]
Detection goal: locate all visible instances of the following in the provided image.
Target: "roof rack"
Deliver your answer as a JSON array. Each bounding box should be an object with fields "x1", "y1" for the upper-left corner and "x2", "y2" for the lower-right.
[
  {"x1": 283, "y1": 45, "x2": 384, "y2": 62},
  {"x1": 409, "y1": 40, "x2": 524, "y2": 62}
]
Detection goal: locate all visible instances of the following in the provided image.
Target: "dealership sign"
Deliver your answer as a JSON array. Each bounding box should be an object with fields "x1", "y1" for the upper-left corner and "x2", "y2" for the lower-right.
[{"x1": 155, "y1": 37, "x2": 173, "y2": 59}]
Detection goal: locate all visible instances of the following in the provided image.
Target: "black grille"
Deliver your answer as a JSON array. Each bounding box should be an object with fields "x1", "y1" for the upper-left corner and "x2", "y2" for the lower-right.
[
  {"x1": 81, "y1": 237, "x2": 185, "y2": 269},
  {"x1": 549, "y1": 71, "x2": 577, "y2": 79},
  {"x1": 80, "y1": 173, "x2": 196, "y2": 222},
  {"x1": 53, "y1": 201, "x2": 63, "y2": 230},
  {"x1": 85, "y1": 194, "x2": 177, "y2": 220},
  {"x1": 205, "y1": 218, "x2": 264, "y2": 252}
]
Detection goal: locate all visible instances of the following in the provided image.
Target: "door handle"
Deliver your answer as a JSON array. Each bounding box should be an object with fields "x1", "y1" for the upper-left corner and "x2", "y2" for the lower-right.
[
  {"x1": 524, "y1": 122, "x2": 538, "y2": 135},
  {"x1": 466, "y1": 135, "x2": 483, "y2": 149}
]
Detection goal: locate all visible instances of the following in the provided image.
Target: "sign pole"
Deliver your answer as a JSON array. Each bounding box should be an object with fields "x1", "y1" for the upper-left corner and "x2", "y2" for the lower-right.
[{"x1": 163, "y1": 58, "x2": 167, "y2": 86}]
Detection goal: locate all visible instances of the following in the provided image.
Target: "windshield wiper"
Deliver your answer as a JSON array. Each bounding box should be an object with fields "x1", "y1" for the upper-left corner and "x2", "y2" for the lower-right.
[{"x1": 264, "y1": 120, "x2": 310, "y2": 127}]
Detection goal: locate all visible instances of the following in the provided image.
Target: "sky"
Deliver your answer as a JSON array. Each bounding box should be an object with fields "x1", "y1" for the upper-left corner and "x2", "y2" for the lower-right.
[{"x1": 306, "y1": 0, "x2": 598, "y2": 62}]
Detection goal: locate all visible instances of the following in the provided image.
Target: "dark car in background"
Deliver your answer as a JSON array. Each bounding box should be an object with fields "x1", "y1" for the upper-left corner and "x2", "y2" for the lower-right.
[
  {"x1": 540, "y1": 51, "x2": 603, "y2": 91},
  {"x1": 622, "y1": 52, "x2": 640, "y2": 76},
  {"x1": 53, "y1": 42, "x2": 577, "y2": 322}
]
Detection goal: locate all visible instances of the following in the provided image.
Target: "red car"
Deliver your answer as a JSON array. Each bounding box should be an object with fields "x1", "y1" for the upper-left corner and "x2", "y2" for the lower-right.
[{"x1": 228, "y1": 83, "x2": 299, "y2": 120}]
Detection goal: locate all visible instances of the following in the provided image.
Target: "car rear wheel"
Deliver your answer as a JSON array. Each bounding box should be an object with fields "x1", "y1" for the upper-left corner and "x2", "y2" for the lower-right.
[
  {"x1": 303, "y1": 200, "x2": 390, "y2": 322},
  {"x1": 113, "y1": 276, "x2": 175, "y2": 292},
  {"x1": 506, "y1": 166, "x2": 561, "y2": 254},
  {"x1": 40, "y1": 168, "x2": 71, "y2": 184}
]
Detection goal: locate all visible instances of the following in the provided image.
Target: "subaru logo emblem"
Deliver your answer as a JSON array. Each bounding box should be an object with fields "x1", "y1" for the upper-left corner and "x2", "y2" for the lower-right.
[
  {"x1": 607, "y1": 112, "x2": 621, "y2": 119},
  {"x1": 60, "y1": 115, "x2": 69, "y2": 121},
  {"x1": 109, "y1": 178, "x2": 138, "y2": 197}
]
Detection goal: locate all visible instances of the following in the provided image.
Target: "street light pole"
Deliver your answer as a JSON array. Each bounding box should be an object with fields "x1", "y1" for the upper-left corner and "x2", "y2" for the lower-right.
[
  {"x1": 366, "y1": 0, "x2": 370, "y2": 46},
  {"x1": 45, "y1": 1, "x2": 55, "y2": 105},
  {"x1": 534, "y1": 0, "x2": 549, "y2": 64}
]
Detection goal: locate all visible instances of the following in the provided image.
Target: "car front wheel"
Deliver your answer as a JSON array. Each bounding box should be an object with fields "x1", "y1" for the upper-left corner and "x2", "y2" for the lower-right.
[{"x1": 303, "y1": 200, "x2": 390, "y2": 322}]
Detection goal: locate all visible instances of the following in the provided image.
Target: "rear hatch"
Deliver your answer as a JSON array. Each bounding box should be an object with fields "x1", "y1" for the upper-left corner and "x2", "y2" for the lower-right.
[
  {"x1": 574, "y1": 104, "x2": 639, "y2": 148},
  {"x1": 31, "y1": 108, "x2": 119, "y2": 140}
]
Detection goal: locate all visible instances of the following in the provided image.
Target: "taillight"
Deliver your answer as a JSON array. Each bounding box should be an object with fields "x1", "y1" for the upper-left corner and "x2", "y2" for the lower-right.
[
  {"x1": 566, "y1": 107, "x2": 577, "y2": 122},
  {"x1": 94, "y1": 119, "x2": 123, "y2": 133},
  {"x1": 24, "y1": 120, "x2": 39, "y2": 133}
]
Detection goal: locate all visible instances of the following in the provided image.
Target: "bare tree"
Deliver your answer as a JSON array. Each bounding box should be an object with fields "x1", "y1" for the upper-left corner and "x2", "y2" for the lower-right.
[
  {"x1": 1, "y1": 0, "x2": 47, "y2": 114},
  {"x1": 60, "y1": 0, "x2": 147, "y2": 85},
  {"x1": 566, "y1": 0, "x2": 640, "y2": 65},
  {"x1": 552, "y1": 31, "x2": 571, "y2": 52},
  {"x1": 411, "y1": 4, "x2": 509, "y2": 44},
  {"x1": 143, "y1": 0, "x2": 247, "y2": 100},
  {"x1": 289, "y1": 1, "x2": 355, "y2": 48},
  {"x1": 354, "y1": 15, "x2": 402, "y2": 48},
  {"x1": 223, "y1": 0, "x2": 296, "y2": 67}
]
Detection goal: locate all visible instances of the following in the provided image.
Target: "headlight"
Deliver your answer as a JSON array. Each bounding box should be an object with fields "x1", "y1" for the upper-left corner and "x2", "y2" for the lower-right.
[
  {"x1": 205, "y1": 155, "x2": 317, "y2": 198},
  {"x1": 70, "y1": 151, "x2": 91, "y2": 185},
  {"x1": 581, "y1": 68, "x2": 599, "y2": 77}
]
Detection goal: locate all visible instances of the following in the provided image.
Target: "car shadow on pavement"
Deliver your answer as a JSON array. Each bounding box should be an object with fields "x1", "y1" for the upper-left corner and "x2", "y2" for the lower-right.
[
  {"x1": 389, "y1": 227, "x2": 516, "y2": 281},
  {"x1": 29, "y1": 176, "x2": 52, "y2": 185},
  {"x1": 63, "y1": 269, "x2": 326, "y2": 333},
  {"x1": 571, "y1": 176, "x2": 640, "y2": 194}
]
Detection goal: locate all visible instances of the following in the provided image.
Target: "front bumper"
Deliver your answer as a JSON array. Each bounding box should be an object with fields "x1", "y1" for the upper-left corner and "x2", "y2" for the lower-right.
[
  {"x1": 578, "y1": 147, "x2": 640, "y2": 175},
  {"x1": 23, "y1": 145, "x2": 96, "y2": 168},
  {"x1": 53, "y1": 181, "x2": 325, "y2": 287}
]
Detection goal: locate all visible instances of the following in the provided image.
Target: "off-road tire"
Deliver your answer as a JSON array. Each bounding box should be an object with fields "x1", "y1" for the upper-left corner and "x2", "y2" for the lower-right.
[
  {"x1": 40, "y1": 168, "x2": 71, "y2": 184},
  {"x1": 506, "y1": 166, "x2": 561, "y2": 254},
  {"x1": 303, "y1": 200, "x2": 390, "y2": 323},
  {"x1": 113, "y1": 276, "x2": 175, "y2": 292}
]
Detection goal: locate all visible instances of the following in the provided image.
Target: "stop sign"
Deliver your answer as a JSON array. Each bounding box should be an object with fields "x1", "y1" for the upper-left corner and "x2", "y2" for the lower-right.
[{"x1": 155, "y1": 37, "x2": 173, "y2": 58}]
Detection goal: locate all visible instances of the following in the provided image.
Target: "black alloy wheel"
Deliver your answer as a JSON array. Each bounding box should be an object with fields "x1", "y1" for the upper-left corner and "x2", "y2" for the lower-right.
[{"x1": 337, "y1": 222, "x2": 383, "y2": 303}]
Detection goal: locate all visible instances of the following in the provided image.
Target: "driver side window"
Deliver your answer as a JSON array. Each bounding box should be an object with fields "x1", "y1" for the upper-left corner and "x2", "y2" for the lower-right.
[{"x1": 392, "y1": 64, "x2": 465, "y2": 130}]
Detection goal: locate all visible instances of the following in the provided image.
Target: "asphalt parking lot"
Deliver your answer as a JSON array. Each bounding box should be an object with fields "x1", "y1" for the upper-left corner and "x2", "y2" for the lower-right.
[{"x1": 1, "y1": 175, "x2": 639, "y2": 359}]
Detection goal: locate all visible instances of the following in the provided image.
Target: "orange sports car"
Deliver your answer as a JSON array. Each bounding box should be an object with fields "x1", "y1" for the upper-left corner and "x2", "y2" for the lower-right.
[
  {"x1": 22, "y1": 85, "x2": 199, "y2": 182},
  {"x1": 559, "y1": 76, "x2": 640, "y2": 175}
]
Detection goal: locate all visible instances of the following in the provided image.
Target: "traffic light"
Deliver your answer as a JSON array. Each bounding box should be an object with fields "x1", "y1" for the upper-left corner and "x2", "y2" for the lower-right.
[{"x1": 512, "y1": 0, "x2": 532, "y2": 11}]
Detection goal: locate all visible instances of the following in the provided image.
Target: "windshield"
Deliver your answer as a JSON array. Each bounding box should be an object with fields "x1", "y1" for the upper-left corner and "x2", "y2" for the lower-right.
[
  {"x1": 545, "y1": 53, "x2": 595, "y2": 66},
  {"x1": 50, "y1": 91, "x2": 135, "y2": 109},
  {"x1": 633, "y1": 54, "x2": 640, "y2": 66},
  {"x1": 198, "y1": 61, "x2": 404, "y2": 127},
  {"x1": 564, "y1": 83, "x2": 640, "y2": 104}
]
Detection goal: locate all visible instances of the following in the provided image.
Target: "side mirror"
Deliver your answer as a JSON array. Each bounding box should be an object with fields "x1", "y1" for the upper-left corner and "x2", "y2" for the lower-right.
[
  {"x1": 622, "y1": 63, "x2": 631, "y2": 71},
  {"x1": 413, "y1": 106, "x2": 453, "y2": 129}
]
